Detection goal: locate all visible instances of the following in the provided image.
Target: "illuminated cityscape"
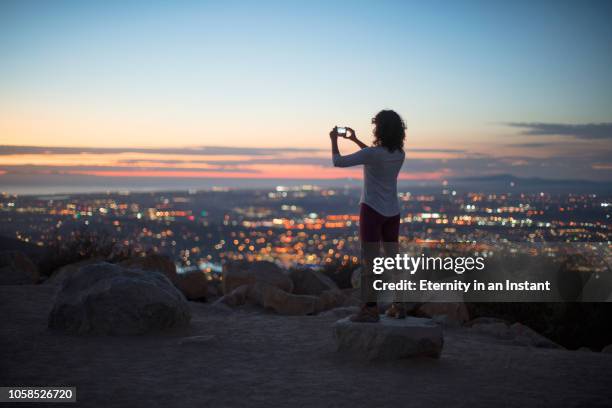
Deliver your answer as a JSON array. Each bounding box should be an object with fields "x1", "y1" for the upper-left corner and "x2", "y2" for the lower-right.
[{"x1": 1, "y1": 184, "x2": 609, "y2": 278}]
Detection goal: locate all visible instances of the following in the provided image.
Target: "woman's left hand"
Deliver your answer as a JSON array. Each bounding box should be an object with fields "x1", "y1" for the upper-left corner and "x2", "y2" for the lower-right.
[{"x1": 346, "y1": 127, "x2": 357, "y2": 140}]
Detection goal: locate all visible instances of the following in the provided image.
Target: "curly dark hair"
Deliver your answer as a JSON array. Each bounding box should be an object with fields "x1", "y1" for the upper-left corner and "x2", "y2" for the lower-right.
[{"x1": 372, "y1": 110, "x2": 406, "y2": 152}]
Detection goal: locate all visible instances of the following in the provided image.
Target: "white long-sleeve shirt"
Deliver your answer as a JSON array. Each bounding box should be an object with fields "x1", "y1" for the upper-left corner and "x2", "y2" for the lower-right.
[{"x1": 333, "y1": 146, "x2": 405, "y2": 216}]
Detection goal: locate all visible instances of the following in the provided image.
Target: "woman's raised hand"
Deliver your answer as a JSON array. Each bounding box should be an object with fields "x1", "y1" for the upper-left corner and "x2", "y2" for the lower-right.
[
  {"x1": 329, "y1": 126, "x2": 338, "y2": 139},
  {"x1": 346, "y1": 127, "x2": 357, "y2": 140},
  {"x1": 346, "y1": 127, "x2": 368, "y2": 149}
]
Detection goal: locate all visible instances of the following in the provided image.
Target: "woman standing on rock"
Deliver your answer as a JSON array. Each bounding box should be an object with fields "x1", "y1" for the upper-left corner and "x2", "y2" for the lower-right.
[{"x1": 329, "y1": 110, "x2": 406, "y2": 322}]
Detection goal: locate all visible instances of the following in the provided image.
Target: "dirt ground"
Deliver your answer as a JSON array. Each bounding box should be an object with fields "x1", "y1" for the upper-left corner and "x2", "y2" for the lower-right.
[{"x1": 2, "y1": 285, "x2": 611, "y2": 408}]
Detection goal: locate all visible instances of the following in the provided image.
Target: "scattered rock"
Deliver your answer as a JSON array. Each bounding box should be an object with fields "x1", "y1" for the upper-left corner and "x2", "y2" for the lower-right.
[
  {"x1": 510, "y1": 323, "x2": 563, "y2": 349},
  {"x1": 244, "y1": 282, "x2": 268, "y2": 306},
  {"x1": 119, "y1": 254, "x2": 178, "y2": 283},
  {"x1": 320, "y1": 306, "x2": 359, "y2": 318},
  {"x1": 207, "y1": 280, "x2": 222, "y2": 298},
  {"x1": 471, "y1": 321, "x2": 514, "y2": 340},
  {"x1": 350, "y1": 267, "x2": 361, "y2": 289},
  {"x1": 432, "y1": 314, "x2": 463, "y2": 328},
  {"x1": 323, "y1": 265, "x2": 355, "y2": 289},
  {"x1": 175, "y1": 271, "x2": 208, "y2": 301},
  {"x1": 416, "y1": 302, "x2": 470, "y2": 325},
  {"x1": 121, "y1": 255, "x2": 211, "y2": 301},
  {"x1": 289, "y1": 267, "x2": 338, "y2": 296},
  {"x1": 469, "y1": 319, "x2": 563, "y2": 349},
  {"x1": 602, "y1": 344, "x2": 612, "y2": 354},
  {"x1": 48, "y1": 262, "x2": 191, "y2": 335},
  {"x1": 464, "y1": 302, "x2": 612, "y2": 350},
  {"x1": 317, "y1": 289, "x2": 347, "y2": 312},
  {"x1": 222, "y1": 261, "x2": 293, "y2": 294},
  {"x1": 0, "y1": 250, "x2": 39, "y2": 285},
  {"x1": 261, "y1": 285, "x2": 321, "y2": 315},
  {"x1": 379, "y1": 302, "x2": 420, "y2": 316},
  {"x1": 340, "y1": 288, "x2": 362, "y2": 307},
  {"x1": 216, "y1": 284, "x2": 251, "y2": 307},
  {"x1": 218, "y1": 281, "x2": 349, "y2": 316},
  {"x1": 406, "y1": 302, "x2": 421, "y2": 315},
  {"x1": 215, "y1": 280, "x2": 326, "y2": 317},
  {"x1": 334, "y1": 316, "x2": 443, "y2": 360}
]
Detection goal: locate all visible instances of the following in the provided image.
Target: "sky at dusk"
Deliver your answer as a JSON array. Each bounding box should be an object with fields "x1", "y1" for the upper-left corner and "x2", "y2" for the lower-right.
[{"x1": 1, "y1": 0, "x2": 611, "y2": 191}]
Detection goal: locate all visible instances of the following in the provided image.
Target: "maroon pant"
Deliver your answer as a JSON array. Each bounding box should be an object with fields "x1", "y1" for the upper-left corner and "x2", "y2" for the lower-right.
[
  {"x1": 359, "y1": 203, "x2": 400, "y2": 243},
  {"x1": 359, "y1": 203, "x2": 400, "y2": 303}
]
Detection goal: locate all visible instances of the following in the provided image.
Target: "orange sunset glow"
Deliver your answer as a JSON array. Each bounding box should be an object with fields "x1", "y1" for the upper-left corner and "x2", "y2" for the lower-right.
[{"x1": 0, "y1": 0, "x2": 610, "y2": 194}]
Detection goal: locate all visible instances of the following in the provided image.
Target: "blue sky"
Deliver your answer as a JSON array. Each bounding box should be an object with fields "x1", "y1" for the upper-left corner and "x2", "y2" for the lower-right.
[{"x1": 0, "y1": 0, "x2": 611, "y2": 184}]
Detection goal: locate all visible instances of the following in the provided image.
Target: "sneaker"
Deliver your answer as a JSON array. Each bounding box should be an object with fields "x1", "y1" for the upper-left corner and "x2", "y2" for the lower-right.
[
  {"x1": 350, "y1": 304, "x2": 380, "y2": 323},
  {"x1": 385, "y1": 303, "x2": 406, "y2": 319}
]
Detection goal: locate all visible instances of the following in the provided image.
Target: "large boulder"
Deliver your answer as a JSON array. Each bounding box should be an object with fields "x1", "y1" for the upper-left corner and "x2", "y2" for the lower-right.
[
  {"x1": 261, "y1": 284, "x2": 321, "y2": 315},
  {"x1": 0, "y1": 250, "x2": 39, "y2": 285},
  {"x1": 46, "y1": 258, "x2": 105, "y2": 286},
  {"x1": 335, "y1": 316, "x2": 443, "y2": 360},
  {"x1": 175, "y1": 271, "x2": 208, "y2": 301},
  {"x1": 48, "y1": 262, "x2": 191, "y2": 335},
  {"x1": 222, "y1": 261, "x2": 293, "y2": 294},
  {"x1": 289, "y1": 267, "x2": 338, "y2": 296}
]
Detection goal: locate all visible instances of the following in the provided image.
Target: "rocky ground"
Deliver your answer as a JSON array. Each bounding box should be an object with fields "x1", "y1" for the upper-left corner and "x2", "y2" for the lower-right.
[{"x1": 2, "y1": 284, "x2": 612, "y2": 408}]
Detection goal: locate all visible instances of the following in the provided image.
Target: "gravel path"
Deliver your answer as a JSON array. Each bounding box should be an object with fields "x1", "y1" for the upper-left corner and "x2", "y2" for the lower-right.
[{"x1": 2, "y1": 285, "x2": 611, "y2": 407}]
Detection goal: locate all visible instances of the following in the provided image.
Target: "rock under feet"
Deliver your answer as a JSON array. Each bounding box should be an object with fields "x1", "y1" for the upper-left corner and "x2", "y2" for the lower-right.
[{"x1": 334, "y1": 315, "x2": 443, "y2": 360}]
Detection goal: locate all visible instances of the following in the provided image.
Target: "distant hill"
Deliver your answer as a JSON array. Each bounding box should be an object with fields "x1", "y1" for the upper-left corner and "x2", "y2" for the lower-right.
[
  {"x1": 447, "y1": 174, "x2": 611, "y2": 194},
  {"x1": 1, "y1": 173, "x2": 609, "y2": 196}
]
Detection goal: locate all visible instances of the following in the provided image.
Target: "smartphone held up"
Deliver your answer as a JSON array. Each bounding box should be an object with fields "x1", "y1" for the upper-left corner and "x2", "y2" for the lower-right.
[{"x1": 336, "y1": 126, "x2": 351, "y2": 138}]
